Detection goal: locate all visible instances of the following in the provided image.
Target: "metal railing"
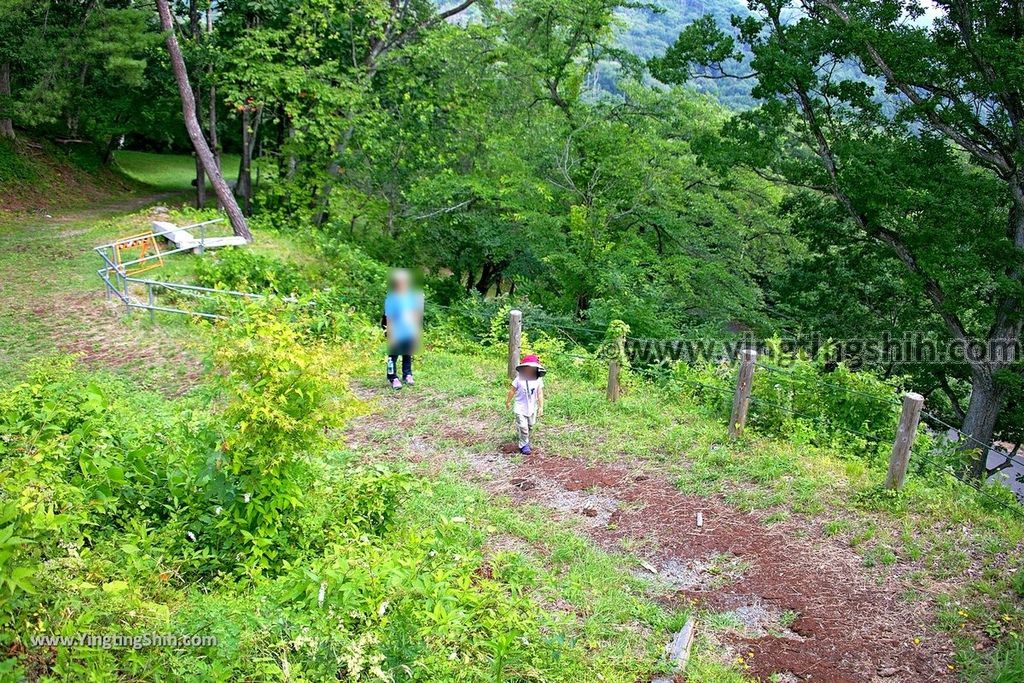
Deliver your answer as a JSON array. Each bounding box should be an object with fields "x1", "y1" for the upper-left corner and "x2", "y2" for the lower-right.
[{"x1": 95, "y1": 219, "x2": 264, "y2": 321}]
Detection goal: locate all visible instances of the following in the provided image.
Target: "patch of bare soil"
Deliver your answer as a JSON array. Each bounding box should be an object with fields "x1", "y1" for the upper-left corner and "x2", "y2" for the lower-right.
[
  {"x1": 345, "y1": 385, "x2": 956, "y2": 683},
  {"x1": 493, "y1": 454, "x2": 954, "y2": 682}
]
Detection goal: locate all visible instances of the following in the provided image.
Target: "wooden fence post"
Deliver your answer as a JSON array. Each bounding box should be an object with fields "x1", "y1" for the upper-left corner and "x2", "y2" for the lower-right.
[
  {"x1": 728, "y1": 349, "x2": 757, "y2": 438},
  {"x1": 606, "y1": 327, "x2": 626, "y2": 402},
  {"x1": 884, "y1": 392, "x2": 924, "y2": 490},
  {"x1": 508, "y1": 309, "x2": 522, "y2": 380},
  {"x1": 607, "y1": 359, "x2": 621, "y2": 402}
]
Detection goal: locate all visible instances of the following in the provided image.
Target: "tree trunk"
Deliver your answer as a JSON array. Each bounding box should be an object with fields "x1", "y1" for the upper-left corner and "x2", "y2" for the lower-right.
[
  {"x1": 156, "y1": 0, "x2": 251, "y2": 241},
  {"x1": 102, "y1": 134, "x2": 120, "y2": 165},
  {"x1": 964, "y1": 365, "x2": 1003, "y2": 479},
  {"x1": 961, "y1": 179, "x2": 1024, "y2": 476},
  {"x1": 207, "y1": 6, "x2": 221, "y2": 209},
  {"x1": 209, "y1": 83, "x2": 220, "y2": 208},
  {"x1": 209, "y1": 86, "x2": 218, "y2": 158},
  {"x1": 190, "y1": 0, "x2": 206, "y2": 209},
  {"x1": 237, "y1": 107, "x2": 251, "y2": 212},
  {"x1": 236, "y1": 105, "x2": 261, "y2": 216},
  {"x1": 313, "y1": 122, "x2": 357, "y2": 225},
  {"x1": 193, "y1": 76, "x2": 205, "y2": 208},
  {"x1": 474, "y1": 264, "x2": 491, "y2": 295},
  {"x1": 194, "y1": 156, "x2": 207, "y2": 208},
  {"x1": 0, "y1": 61, "x2": 13, "y2": 139}
]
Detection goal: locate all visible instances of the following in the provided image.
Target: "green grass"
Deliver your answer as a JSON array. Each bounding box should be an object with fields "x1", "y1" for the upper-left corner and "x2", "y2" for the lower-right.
[
  {"x1": 4, "y1": 167, "x2": 1024, "y2": 680},
  {"x1": 359, "y1": 348, "x2": 1024, "y2": 681},
  {"x1": 113, "y1": 150, "x2": 242, "y2": 191},
  {"x1": 0, "y1": 139, "x2": 38, "y2": 184},
  {"x1": 0, "y1": 202, "x2": 219, "y2": 389},
  {"x1": 343, "y1": 364, "x2": 750, "y2": 680},
  {"x1": 0, "y1": 199, "x2": 748, "y2": 680}
]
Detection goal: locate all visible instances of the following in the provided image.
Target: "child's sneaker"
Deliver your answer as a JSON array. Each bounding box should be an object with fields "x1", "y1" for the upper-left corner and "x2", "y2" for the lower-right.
[
  {"x1": 404, "y1": 374, "x2": 414, "y2": 386},
  {"x1": 390, "y1": 378, "x2": 402, "y2": 390},
  {"x1": 520, "y1": 444, "x2": 532, "y2": 455}
]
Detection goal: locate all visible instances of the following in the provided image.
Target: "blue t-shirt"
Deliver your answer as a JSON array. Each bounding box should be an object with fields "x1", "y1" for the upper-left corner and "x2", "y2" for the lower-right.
[{"x1": 384, "y1": 291, "x2": 423, "y2": 342}]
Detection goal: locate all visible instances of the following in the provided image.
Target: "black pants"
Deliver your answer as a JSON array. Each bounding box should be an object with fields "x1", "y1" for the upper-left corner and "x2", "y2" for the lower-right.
[{"x1": 387, "y1": 339, "x2": 414, "y2": 380}]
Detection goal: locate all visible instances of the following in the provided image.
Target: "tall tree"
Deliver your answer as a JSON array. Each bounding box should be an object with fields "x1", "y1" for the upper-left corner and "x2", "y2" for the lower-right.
[
  {"x1": 189, "y1": 0, "x2": 207, "y2": 209},
  {"x1": 656, "y1": 0, "x2": 1024, "y2": 476},
  {"x1": 309, "y1": 0, "x2": 481, "y2": 225},
  {"x1": 0, "y1": 0, "x2": 157, "y2": 149},
  {"x1": 157, "y1": 0, "x2": 251, "y2": 240},
  {"x1": 0, "y1": 60, "x2": 13, "y2": 139}
]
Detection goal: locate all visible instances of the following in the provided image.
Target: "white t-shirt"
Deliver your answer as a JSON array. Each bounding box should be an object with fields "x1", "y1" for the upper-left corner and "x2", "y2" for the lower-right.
[{"x1": 511, "y1": 375, "x2": 543, "y2": 416}]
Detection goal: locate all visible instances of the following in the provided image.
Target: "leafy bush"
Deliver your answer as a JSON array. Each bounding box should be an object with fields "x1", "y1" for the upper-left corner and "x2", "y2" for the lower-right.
[
  {"x1": 296, "y1": 291, "x2": 380, "y2": 343},
  {"x1": 194, "y1": 247, "x2": 309, "y2": 296},
  {"x1": 316, "y1": 238, "x2": 391, "y2": 314},
  {"x1": 749, "y1": 346, "x2": 902, "y2": 453},
  {"x1": 0, "y1": 344, "x2": 622, "y2": 681},
  {"x1": 673, "y1": 345, "x2": 906, "y2": 464},
  {"x1": 264, "y1": 521, "x2": 586, "y2": 682},
  {"x1": 196, "y1": 310, "x2": 364, "y2": 576},
  {"x1": 0, "y1": 358, "x2": 198, "y2": 622}
]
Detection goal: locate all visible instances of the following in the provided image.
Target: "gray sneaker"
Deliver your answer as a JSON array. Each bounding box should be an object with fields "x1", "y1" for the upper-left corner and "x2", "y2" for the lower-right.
[{"x1": 404, "y1": 374, "x2": 415, "y2": 386}]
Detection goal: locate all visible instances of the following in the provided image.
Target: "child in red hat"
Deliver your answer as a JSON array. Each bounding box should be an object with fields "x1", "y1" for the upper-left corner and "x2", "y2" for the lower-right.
[{"x1": 505, "y1": 354, "x2": 545, "y2": 455}]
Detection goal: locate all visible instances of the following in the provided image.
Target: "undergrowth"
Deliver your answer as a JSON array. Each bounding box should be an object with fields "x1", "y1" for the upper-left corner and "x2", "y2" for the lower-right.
[
  {"x1": 3, "y1": 204, "x2": 1022, "y2": 680},
  {"x1": 0, "y1": 302, "x2": 686, "y2": 680}
]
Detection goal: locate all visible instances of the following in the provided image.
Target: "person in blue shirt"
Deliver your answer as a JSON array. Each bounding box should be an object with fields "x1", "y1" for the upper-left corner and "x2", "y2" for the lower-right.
[{"x1": 383, "y1": 269, "x2": 423, "y2": 390}]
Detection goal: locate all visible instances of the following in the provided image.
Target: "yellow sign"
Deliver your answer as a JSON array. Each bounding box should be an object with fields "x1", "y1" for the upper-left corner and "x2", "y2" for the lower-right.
[{"x1": 113, "y1": 231, "x2": 163, "y2": 276}]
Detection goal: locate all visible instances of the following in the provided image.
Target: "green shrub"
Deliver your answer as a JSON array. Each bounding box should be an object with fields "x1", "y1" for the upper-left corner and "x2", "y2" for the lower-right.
[
  {"x1": 749, "y1": 345, "x2": 902, "y2": 455},
  {"x1": 0, "y1": 358, "x2": 199, "y2": 622},
  {"x1": 266, "y1": 520, "x2": 587, "y2": 682},
  {"x1": 317, "y1": 238, "x2": 391, "y2": 314},
  {"x1": 673, "y1": 345, "x2": 905, "y2": 464},
  {"x1": 199, "y1": 310, "x2": 360, "y2": 576},
  {"x1": 297, "y1": 290, "x2": 380, "y2": 343},
  {"x1": 194, "y1": 248, "x2": 309, "y2": 296}
]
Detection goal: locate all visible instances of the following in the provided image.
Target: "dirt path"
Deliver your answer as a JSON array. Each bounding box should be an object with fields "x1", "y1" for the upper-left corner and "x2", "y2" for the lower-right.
[
  {"x1": 2, "y1": 192, "x2": 959, "y2": 681},
  {"x1": 346, "y1": 384, "x2": 956, "y2": 683}
]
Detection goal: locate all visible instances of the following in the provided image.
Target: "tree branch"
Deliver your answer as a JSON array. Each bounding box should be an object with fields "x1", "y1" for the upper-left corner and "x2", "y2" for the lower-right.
[{"x1": 807, "y1": 0, "x2": 1014, "y2": 177}]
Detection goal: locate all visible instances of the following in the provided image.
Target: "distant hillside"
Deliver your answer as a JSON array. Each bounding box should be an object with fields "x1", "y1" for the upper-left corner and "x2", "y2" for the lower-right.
[
  {"x1": 597, "y1": 1, "x2": 883, "y2": 111},
  {"x1": 614, "y1": 0, "x2": 747, "y2": 58},
  {"x1": 443, "y1": 0, "x2": 759, "y2": 108},
  {"x1": 612, "y1": 0, "x2": 756, "y2": 108}
]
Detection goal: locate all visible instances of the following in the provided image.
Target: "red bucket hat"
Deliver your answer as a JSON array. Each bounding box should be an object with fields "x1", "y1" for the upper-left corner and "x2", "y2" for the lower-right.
[{"x1": 516, "y1": 354, "x2": 546, "y2": 376}]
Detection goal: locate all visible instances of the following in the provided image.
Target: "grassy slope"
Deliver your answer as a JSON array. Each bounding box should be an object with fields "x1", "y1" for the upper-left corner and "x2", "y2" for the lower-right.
[
  {"x1": 2, "y1": 150, "x2": 1022, "y2": 679},
  {"x1": 0, "y1": 145, "x2": 247, "y2": 382},
  {"x1": 0, "y1": 200, "x2": 208, "y2": 390},
  {"x1": 0, "y1": 167, "x2": 746, "y2": 680},
  {"x1": 0, "y1": 138, "x2": 139, "y2": 213},
  {"x1": 113, "y1": 150, "x2": 242, "y2": 192}
]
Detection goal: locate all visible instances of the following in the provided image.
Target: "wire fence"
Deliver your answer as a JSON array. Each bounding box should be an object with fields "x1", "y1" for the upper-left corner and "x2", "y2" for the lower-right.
[
  {"x1": 755, "y1": 362, "x2": 904, "y2": 407},
  {"x1": 95, "y1": 219, "x2": 294, "y2": 321},
  {"x1": 678, "y1": 352, "x2": 1024, "y2": 519}
]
